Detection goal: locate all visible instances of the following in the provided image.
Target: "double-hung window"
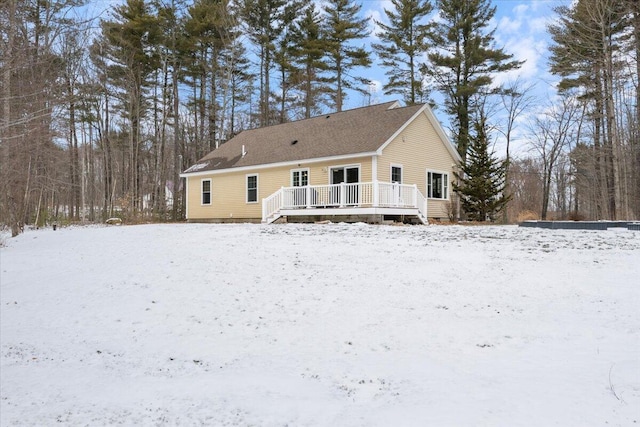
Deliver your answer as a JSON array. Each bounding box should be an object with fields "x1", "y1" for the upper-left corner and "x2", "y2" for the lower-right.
[
  {"x1": 291, "y1": 169, "x2": 309, "y2": 187},
  {"x1": 201, "y1": 179, "x2": 212, "y2": 205},
  {"x1": 391, "y1": 165, "x2": 403, "y2": 184},
  {"x1": 427, "y1": 171, "x2": 448, "y2": 199},
  {"x1": 246, "y1": 174, "x2": 258, "y2": 203}
]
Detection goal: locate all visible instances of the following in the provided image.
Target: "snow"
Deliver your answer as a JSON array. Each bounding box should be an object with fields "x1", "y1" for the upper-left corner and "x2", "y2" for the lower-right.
[
  {"x1": 1, "y1": 223, "x2": 639, "y2": 426},
  {"x1": 184, "y1": 162, "x2": 210, "y2": 172}
]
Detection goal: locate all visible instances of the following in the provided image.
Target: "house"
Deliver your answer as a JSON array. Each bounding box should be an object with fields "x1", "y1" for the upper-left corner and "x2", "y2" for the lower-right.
[
  {"x1": 142, "y1": 180, "x2": 180, "y2": 211},
  {"x1": 180, "y1": 101, "x2": 461, "y2": 224}
]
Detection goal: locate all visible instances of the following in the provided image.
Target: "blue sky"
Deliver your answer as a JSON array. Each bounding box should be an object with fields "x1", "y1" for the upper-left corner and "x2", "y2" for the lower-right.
[
  {"x1": 86, "y1": 0, "x2": 570, "y2": 104},
  {"x1": 84, "y1": 0, "x2": 573, "y2": 156},
  {"x1": 356, "y1": 0, "x2": 573, "y2": 156},
  {"x1": 361, "y1": 0, "x2": 571, "y2": 101}
]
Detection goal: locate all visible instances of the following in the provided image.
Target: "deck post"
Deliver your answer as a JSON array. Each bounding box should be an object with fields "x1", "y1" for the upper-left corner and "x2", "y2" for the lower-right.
[
  {"x1": 413, "y1": 184, "x2": 418, "y2": 208},
  {"x1": 373, "y1": 181, "x2": 379, "y2": 207},
  {"x1": 424, "y1": 195, "x2": 428, "y2": 219},
  {"x1": 306, "y1": 185, "x2": 311, "y2": 208},
  {"x1": 340, "y1": 182, "x2": 346, "y2": 207}
]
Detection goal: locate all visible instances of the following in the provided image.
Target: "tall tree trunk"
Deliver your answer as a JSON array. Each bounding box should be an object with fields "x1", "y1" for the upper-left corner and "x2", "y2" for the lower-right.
[
  {"x1": 632, "y1": 1, "x2": 640, "y2": 218},
  {"x1": 68, "y1": 83, "x2": 80, "y2": 220},
  {"x1": 87, "y1": 121, "x2": 95, "y2": 222},
  {"x1": 3, "y1": 0, "x2": 14, "y2": 132},
  {"x1": 601, "y1": 21, "x2": 619, "y2": 220},
  {"x1": 199, "y1": 65, "x2": 206, "y2": 156},
  {"x1": 105, "y1": 95, "x2": 114, "y2": 219},
  {"x1": 305, "y1": 64, "x2": 312, "y2": 119},
  {"x1": 335, "y1": 57, "x2": 342, "y2": 112},
  {"x1": 593, "y1": 65, "x2": 607, "y2": 219},
  {"x1": 264, "y1": 47, "x2": 271, "y2": 124},
  {"x1": 209, "y1": 62, "x2": 218, "y2": 150},
  {"x1": 172, "y1": 58, "x2": 181, "y2": 220}
]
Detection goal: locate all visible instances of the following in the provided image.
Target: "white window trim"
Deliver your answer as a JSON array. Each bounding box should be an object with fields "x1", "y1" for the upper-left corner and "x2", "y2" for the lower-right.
[
  {"x1": 290, "y1": 168, "x2": 310, "y2": 186},
  {"x1": 427, "y1": 169, "x2": 449, "y2": 200},
  {"x1": 201, "y1": 178, "x2": 212, "y2": 206},
  {"x1": 328, "y1": 163, "x2": 361, "y2": 184},
  {"x1": 246, "y1": 173, "x2": 259, "y2": 204},
  {"x1": 390, "y1": 164, "x2": 403, "y2": 184}
]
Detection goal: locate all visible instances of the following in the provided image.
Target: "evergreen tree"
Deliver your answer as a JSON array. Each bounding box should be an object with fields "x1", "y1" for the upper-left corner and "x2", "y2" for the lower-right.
[
  {"x1": 372, "y1": 0, "x2": 433, "y2": 105},
  {"x1": 100, "y1": 0, "x2": 162, "y2": 213},
  {"x1": 322, "y1": 0, "x2": 372, "y2": 111},
  {"x1": 184, "y1": 0, "x2": 232, "y2": 153},
  {"x1": 290, "y1": 6, "x2": 330, "y2": 118},
  {"x1": 426, "y1": 0, "x2": 521, "y2": 163},
  {"x1": 548, "y1": 0, "x2": 630, "y2": 219},
  {"x1": 223, "y1": 37, "x2": 252, "y2": 138},
  {"x1": 453, "y1": 116, "x2": 510, "y2": 221},
  {"x1": 240, "y1": 0, "x2": 290, "y2": 126},
  {"x1": 273, "y1": 0, "x2": 305, "y2": 123},
  {"x1": 155, "y1": 0, "x2": 189, "y2": 221}
]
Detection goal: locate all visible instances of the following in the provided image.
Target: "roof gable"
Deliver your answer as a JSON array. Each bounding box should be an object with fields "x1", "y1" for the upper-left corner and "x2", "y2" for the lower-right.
[
  {"x1": 376, "y1": 104, "x2": 462, "y2": 163},
  {"x1": 183, "y1": 101, "x2": 455, "y2": 174}
]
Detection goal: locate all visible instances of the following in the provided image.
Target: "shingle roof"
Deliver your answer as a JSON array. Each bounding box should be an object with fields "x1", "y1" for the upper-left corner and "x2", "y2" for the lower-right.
[{"x1": 183, "y1": 101, "x2": 426, "y2": 173}]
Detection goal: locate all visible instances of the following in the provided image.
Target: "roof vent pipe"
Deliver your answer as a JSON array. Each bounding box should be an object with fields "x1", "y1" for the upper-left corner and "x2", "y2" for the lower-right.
[{"x1": 242, "y1": 145, "x2": 246, "y2": 157}]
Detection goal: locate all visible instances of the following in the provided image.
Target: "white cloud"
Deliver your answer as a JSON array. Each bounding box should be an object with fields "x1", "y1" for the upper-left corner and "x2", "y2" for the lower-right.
[
  {"x1": 498, "y1": 16, "x2": 522, "y2": 34},
  {"x1": 496, "y1": 37, "x2": 547, "y2": 85},
  {"x1": 316, "y1": 0, "x2": 331, "y2": 14},
  {"x1": 368, "y1": 79, "x2": 383, "y2": 93},
  {"x1": 373, "y1": 0, "x2": 394, "y2": 16},
  {"x1": 365, "y1": 0, "x2": 395, "y2": 41},
  {"x1": 491, "y1": 1, "x2": 559, "y2": 90},
  {"x1": 431, "y1": 9, "x2": 445, "y2": 25},
  {"x1": 513, "y1": 4, "x2": 529, "y2": 16},
  {"x1": 529, "y1": 16, "x2": 552, "y2": 34},
  {"x1": 367, "y1": 10, "x2": 384, "y2": 40}
]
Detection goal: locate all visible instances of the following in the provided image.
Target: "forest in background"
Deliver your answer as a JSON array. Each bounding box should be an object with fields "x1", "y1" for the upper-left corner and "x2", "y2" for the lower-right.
[{"x1": 1, "y1": 0, "x2": 639, "y2": 236}]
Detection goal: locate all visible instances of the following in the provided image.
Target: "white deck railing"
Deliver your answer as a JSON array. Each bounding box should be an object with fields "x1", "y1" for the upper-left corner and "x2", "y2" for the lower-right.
[
  {"x1": 262, "y1": 181, "x2": 427, "y2": 223},
  {"x1": 416, "y1": 187, "x2": 427, "y2": 221},
  {"x1": 262, "y1": 188, "x2": 283, "y2": 223}
]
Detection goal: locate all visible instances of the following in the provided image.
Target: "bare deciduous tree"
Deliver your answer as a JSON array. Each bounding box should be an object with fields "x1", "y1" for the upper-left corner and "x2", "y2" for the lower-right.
[{"x1": 528, "y1": 95, "x2": 581, "y2": 219}]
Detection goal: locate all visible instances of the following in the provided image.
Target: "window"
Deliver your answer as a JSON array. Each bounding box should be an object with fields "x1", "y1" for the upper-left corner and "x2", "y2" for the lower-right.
[
  {"x1": 427, "y1": 171, "x2": 448, "y2": 199},
  {"x1": 246, "y1": 174, "x2": 258, "y2": 203},
  {"x1": 330, "y1": 165, "x2": 359, "y2": 184},
  {"x1": 291, "y1": 169, "x2": 309, "y2": 187},
  {"x1": 391, "y1": 165, "x2": 402, "y2": 183},
  {"x1": 201, "y1": 179, "x2": 211, "y2": 205}
]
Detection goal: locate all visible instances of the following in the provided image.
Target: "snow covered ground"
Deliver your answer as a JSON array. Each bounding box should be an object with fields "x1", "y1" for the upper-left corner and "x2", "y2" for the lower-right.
[{"x1": 1, "y1": 223, "x2": 639, "y2": 426}]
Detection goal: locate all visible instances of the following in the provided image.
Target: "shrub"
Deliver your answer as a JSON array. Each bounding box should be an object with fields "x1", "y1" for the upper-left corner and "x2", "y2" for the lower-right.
[
  {"x1": 517, "y1": 210, "x2": 539, "y2": 222},
  {"x1": 568, "y1": 211, "x2": 587, "y2": 221}
]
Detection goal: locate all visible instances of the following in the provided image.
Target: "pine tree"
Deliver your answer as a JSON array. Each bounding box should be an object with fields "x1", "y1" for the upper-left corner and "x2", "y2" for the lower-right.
[
  {"x1": 223, "y1": 38, "x2": 252, "y2": 138},
  {"x1": 427, "y1": 0, "x2": 521, "y2": 163},
  {"x1": 184, "y1": 0, "x2": 232, "y2": 153},
  {"x1": 100, "y1": 0, "x2": 162, "y2": 214},
  {"x1": 322, "y1": 0, "x2": 372, "y2": 111},
  {"x1": 453, "y1": 117, "x2": 510, "y2": 222},
  {"x1": 273, "y1": 0, "x2": 305, "y2": 123},
  {"x1": 290, "y1": 6, "x2": 330, "y2": 118},
  {"x1": 372, "y1": 0, "x2": 433, "y2": 105},
  {"x1": 240, "y1": 0, "x2": 290, "y2": 126},
  {"x1": 548, "y1": 0, "x2": 630, "y2": 220}
]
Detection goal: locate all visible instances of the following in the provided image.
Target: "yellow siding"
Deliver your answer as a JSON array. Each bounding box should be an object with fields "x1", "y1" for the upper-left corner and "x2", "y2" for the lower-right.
[
  {"x1": 377, "y1": 111, "x2": 458, "y2": 219},
  {"x1": 187, "y1": 156, "x2": 373, "y2": 220}
]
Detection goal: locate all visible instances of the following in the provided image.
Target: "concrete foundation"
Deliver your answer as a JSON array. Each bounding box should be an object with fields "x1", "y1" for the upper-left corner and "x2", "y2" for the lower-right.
[{"x1": 519, "y1": 221, "x2": 636, "y2": 230}]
